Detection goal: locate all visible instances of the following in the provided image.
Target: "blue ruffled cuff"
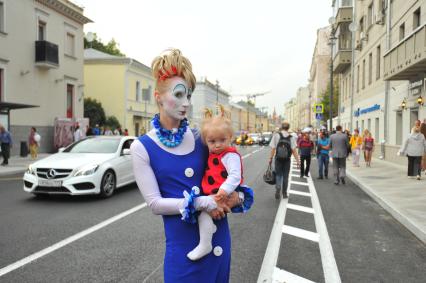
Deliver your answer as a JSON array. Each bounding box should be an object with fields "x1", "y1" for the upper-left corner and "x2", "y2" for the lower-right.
[
  {"x1": 231, "y1": 185, "x2": 254, "y2": 213},
  {"x1": 180, "y1": 186, "x2": 201, "y2": 224}
]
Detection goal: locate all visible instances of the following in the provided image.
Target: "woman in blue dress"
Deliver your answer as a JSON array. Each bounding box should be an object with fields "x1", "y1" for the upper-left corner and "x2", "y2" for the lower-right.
[{"x1": 130, "y1": 49, "x2": 238, "y2": 282}]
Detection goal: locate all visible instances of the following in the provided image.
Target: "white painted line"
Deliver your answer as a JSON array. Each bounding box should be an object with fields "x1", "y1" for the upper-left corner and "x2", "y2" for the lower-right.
[
  {"x1": 288, "y1": 190, "x2": 312, "y2": 197},
  {"x1": 273, "y1": 267, "x2": 317, "y2": 283},
  {"x1": 257, "y1": 183, "x2": 290, "y2": 283},
  {"x1": 282, "y1": 225, "x2": 319, "y2": 242},
  {"x1": 290, "y1": 174, "x2": 300, "y2": 178},
  {"x1": 307, "y1": 177, "x2": 341, "y2": 283},
  {"x1": 242, "y1": 153, "x2": 252, "y2": 159},
  {"x1": 290, "y1": 181, "x2": 309, "y2": 186},
  {"x1": 287, "y1": 203, "x2": 314, "y2": 214},
  {"x1": 0, "y1": 203, "x2": 147, "y2": 277}
]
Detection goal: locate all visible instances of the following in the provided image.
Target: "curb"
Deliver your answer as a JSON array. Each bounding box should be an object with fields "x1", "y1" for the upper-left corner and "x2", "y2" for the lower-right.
[
  {"x1": 346, "y1": 170, "x2": 426, "y2": 244},
  {"x1": 0, "y1": 168, "x2": 26, "y2": 178}
]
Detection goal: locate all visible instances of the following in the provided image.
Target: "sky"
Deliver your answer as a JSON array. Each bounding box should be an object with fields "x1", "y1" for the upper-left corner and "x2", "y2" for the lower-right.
[{"x1": 74, "y1": 0, "x2": 331, "y2": 115}]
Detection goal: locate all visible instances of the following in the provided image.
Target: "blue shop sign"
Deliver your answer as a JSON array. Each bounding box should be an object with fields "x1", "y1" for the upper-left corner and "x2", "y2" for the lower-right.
[{"x1": 354, "y1": 104, "x2": 380, "y2": 117}]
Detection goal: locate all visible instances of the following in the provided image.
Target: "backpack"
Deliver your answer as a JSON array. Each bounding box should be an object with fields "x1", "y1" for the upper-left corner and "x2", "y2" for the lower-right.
[{"x1": 276, "y1": 133, "x2": 292, "y2": 160}]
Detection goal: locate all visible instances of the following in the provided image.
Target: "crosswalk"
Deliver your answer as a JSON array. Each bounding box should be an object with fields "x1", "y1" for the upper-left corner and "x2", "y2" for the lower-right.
[{"x1": 258, "y1": 158, "x2": 341, "y2": 283}]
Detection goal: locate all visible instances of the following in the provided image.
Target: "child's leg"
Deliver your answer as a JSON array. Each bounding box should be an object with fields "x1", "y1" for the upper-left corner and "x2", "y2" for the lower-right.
[{"x1": 187, "y1": 211, "x2": 216, "y2": 261}]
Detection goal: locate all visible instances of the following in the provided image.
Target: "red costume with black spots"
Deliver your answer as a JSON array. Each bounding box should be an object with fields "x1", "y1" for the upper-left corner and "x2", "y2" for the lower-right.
[{"x1": 201, "y1": 147, "x2": 243, "y2": 195}]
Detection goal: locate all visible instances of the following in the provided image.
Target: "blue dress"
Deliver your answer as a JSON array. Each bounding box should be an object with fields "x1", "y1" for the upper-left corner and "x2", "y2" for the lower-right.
[{"x1": 139, "y1": 132, "x2": 231, "y2": 283}]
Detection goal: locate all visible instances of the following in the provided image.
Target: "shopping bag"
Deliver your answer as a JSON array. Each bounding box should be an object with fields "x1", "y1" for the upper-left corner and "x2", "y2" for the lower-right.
[{"x1": 263, "y1": 164, "x2": 276, "y2": 185}]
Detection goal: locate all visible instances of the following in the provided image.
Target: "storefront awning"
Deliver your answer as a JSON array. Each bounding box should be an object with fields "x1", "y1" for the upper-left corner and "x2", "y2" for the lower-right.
[{"x1": 0, "y1": 102, "x2": 39, "y2": 113}]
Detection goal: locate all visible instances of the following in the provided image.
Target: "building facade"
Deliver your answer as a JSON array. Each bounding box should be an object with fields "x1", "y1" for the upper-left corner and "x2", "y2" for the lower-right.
[
  {"x1": 296, "y1": 86, "x2": 311, "y2": 128},
  {"x1": 0, "y1": 0, "x2": 91, "y2": 154},
  {"x1": 84, "y1": 48, "x2": 156, "y2": 137}
]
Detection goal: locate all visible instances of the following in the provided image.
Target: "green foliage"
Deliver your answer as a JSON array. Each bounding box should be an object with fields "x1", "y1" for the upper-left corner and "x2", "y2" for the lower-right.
[
  {"x1": 84, "y1": 33, "x2": 125, "y2": 57},
  {"x1": 105, "y1": 116, "x2": 121, "y2": 130},
  {"x1": 84, "y1": 98, "x2": 106, "y2": 127},
  {"x1": 319, "y1": 78, "x2": 339, "y2": 122}
]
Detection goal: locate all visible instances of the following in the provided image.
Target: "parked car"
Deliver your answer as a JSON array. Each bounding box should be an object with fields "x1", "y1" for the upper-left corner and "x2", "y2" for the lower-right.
[
  {"x1": 235, "y1": 134, "x2": 254, "y2": 146},
  {"x1": 23, "y1": 136, "x2": 136, "y2": 198},
  {"x1": 261, "y1": 132, "x2": 273, "y2": 145},
  {"x1": 248, "y1": 133, "x2": 261, "y2": 144}
]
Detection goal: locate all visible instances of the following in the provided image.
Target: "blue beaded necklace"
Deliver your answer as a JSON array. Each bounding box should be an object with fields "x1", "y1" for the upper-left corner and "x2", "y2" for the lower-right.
[{"x1": 152, "y1": 114, "x2": 188, "y2": 148}]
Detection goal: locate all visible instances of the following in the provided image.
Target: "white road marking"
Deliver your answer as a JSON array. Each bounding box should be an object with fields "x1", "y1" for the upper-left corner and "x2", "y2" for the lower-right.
[
  {"x1": 288, "y1": 190, "x2": 312, "y2": 197},
  {"x1": 282, "y1": 225, "x2": 319, "y2": 242},
  {"x1": 290, "y1": 174, "x2": 300, "y2": 178},
  {"x1": 0, "y1": 203, "x2": 147, "y2": 277},
  {"x1": 142, "y1": 262, "x2": 163, "y2": 283},
  {"x1": 286, "y1": 203, "x2": 315, "y2": 214},
  {"x1": 242, "y1": 153, "x2": 252, "y2": 159},
  {"x1": 290, "y1": 181, "x2": 309, "y2": 186},
  {"x1": 273, "y1": 267, "x2": 317, "y2": 283}
]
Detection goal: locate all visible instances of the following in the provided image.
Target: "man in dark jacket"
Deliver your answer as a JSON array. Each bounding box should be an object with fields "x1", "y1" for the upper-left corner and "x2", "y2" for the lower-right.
[
  {"x1": 329, "y1": 125, "x2": 349, "y2": 185},
  {"x1": 0, "y1": 125, "x2": 13, "y2": 166}
]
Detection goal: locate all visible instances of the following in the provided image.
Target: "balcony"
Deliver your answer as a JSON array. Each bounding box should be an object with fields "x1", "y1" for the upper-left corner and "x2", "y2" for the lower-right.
[
  {"x1": 384, "y1": 24, "x2": 426, "y2": 80},
  {"x1": 335, "y1": 6, "x2": 353, "y2": 26},
  {"x1": 35, "y1": 40, "x2": 59, "y2": 69},
  {"x1": 333, "y1": 49, "x2": 352, "y2": 73}
]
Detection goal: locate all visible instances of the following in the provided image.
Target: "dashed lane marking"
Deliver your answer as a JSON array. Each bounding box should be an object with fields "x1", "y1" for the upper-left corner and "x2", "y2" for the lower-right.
[
  {"x1": 282, "y1": 225, "x2": 319, "y2": 243},
  {"x1": 290, "y1": 181, "x2": 309, "y2": 186},
  {"x1": 286, "y1": 203, "x2": 315, "y2": 214},
  {"x1": 273, "y1": 268, "x2": 317, "y2": 283},
  {"x1": 288, "y1": 190, "x2": 312, "y2": 197}
]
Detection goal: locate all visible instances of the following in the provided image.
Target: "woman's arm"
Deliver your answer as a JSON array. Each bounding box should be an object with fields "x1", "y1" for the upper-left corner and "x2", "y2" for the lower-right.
[{"x1": 130, "y1": 141, "x2": 217, "y2": 215}]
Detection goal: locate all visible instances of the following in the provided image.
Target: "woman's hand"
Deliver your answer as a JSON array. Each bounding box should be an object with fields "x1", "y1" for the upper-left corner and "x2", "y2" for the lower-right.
[{"x1": 208, "y1": 198, "x2": 231, "y2": 220}]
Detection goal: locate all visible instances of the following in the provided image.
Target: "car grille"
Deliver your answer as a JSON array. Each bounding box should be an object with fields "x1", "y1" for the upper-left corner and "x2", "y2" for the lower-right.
[
  {"x1": 34, "y1": 186, "x2": 70, "y2": 193},
  {"x1": 37, "y1": 168, "x2": 73, "y2": 179}
]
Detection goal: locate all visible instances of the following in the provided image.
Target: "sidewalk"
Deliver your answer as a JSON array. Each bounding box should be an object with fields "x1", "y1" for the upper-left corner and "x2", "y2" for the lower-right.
[
  {"x1": 346, "y1": 157, "x2": 426, "y2": 244},
  {"x1": 0, "y1": 153, "x2": 51, "y2": 177}
]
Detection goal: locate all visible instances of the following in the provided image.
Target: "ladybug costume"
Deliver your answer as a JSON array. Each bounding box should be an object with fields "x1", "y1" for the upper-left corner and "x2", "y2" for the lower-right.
[{"x1": 201, "y1": 147, "x2": 243, "y2": 195}]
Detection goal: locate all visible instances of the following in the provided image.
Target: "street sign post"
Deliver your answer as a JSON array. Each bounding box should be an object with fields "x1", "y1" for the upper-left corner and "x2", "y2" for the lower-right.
[
  {"x1": 313, "y1": 104, "x2": 324, "y2": 114},
  {"x1": 315, "y1": 113, "x2": 323, "y2": 120}
]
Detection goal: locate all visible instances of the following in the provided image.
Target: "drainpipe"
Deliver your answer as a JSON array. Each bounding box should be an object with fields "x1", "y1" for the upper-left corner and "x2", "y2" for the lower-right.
[
  {"x1": 383, "y1": 0, "x2": 392, "y2": 159},
  {"x1": 350, "y1": 1, "x2": 356, "y2": 132},
  {"x1": 124, "y1": 58, "x2": 134, "y2": 132}
]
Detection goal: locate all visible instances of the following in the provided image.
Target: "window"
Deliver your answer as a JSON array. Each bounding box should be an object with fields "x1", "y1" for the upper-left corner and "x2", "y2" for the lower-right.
[
  {"x1": 368, "y1": 53, "x2": 373, "y2": 85},
  {"x1": 142, "y1": 85, "x2": 152, "y2": 102},
  {"x1": 376, "y1": 45, "x2": 381, "y2": 80},
  {"x1": 362, "y1": 59, "x2": 366, "y2": 89},
  {"x1": 0, "y1": 2, "x2": 4, "y2": 32},
  {"x1": 399, "y1": 23, "x2": 405, "y2": 41},
  {"x1": 414, "y1": 8, "x2": 421, "y2": 29},
  {"x1": 66, "y1": 84, "x2": 74, "y2": 118},
  {"x1": 136, "y1": 81, "x2": 142, "y2": 102},
  {"x1": 65, "y1": 33, "x2": 75, "y2": 56},
  {"x1": 368, "y1": 3, "x2": 374, "y2": 27},
  {"x1": 38, "y1": 20, "x2": 46, "y2": 41},
  {"x1": 357, "y1": 65, "x2": 360, "y2": 93}
]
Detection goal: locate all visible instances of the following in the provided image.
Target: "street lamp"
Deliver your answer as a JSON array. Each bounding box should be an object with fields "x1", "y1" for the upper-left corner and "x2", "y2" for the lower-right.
[{"x1": 328, "y1": 26, "x2": 337, "y2": 131}]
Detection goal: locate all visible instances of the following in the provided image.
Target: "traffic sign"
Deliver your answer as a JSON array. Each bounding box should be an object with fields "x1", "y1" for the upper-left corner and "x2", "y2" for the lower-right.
[
  {"x1": 313, "y1": 104, "x2": 324, "y2": 114},
  {"x1": 315, "y1": 113, "x2": 323, "y2": 120}
]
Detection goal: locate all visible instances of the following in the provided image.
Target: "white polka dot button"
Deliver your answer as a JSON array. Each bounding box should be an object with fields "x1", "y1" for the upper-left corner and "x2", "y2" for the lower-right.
[
  {"x1": 185, "y1": 168, "x2": 194, "y2": 178},
  {"x1": 213, "y1": 246, "x2": 223, "y2": 257},
  {"x1": 192, "y1": 186, "x2": 200, "y2": 195}
]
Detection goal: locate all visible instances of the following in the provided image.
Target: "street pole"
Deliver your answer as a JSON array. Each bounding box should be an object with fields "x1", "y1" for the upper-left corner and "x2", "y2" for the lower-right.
[{"x1": 329, "y1": 38, "x2": 335, "y2": 131}]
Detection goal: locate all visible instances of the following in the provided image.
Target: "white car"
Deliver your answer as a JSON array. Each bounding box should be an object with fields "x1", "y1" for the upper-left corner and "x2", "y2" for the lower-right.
[{"x1": 23, "y1": 136, "x2": 136, "y2": 198}]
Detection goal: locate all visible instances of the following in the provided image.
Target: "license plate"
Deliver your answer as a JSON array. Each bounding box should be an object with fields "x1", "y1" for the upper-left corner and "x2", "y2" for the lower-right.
[{"x1": 38, "y1": 179, "x2": 62, "y2": 187}]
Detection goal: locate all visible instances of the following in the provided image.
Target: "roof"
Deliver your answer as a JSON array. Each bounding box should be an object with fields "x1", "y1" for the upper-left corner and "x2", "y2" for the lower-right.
[
  {"x1": 84, "y1": 49, "x2": 152, "y2": 73},
  {"x1": 84, "y1": 48, "x2": 122, "y2": 59}
]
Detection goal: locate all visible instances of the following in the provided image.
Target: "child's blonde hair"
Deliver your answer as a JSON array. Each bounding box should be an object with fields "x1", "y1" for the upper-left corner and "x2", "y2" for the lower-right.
[
  {"x1": 200, "y1": 105, "x2": 233, "y2": 144},
  {"x1": 151, "y1": 48, "x2": 196, "y2": 95}
]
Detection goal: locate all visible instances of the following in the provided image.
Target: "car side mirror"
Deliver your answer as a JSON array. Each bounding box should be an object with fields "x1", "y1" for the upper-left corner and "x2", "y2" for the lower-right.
[
  {"x1": 122, "y1": 148, "x2": 131, "y2": 155},
  {"x1": 58, "y1": 147, "x2": 66, "y2": 152}
]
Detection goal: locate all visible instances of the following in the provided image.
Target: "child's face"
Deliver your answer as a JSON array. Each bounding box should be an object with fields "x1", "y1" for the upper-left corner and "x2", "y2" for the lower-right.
[{"x1": 205, "y1": 128, "x2": 232, "y2": 154}]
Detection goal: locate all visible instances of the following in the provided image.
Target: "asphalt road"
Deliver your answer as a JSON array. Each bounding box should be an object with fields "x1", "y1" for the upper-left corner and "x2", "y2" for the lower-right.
[{"x1": 0, "y1": 146, "x2": 425, "y2": 282}]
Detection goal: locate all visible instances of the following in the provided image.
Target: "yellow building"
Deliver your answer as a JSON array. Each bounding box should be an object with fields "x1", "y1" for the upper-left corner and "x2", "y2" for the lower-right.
[{"x1": 84, "y1": 49, "x2": 156, "y2": 136}]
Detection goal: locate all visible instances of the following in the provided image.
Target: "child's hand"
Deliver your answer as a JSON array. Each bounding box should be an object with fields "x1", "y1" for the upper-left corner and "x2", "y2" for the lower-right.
[
  {"x1": 214, "y1": 189, "x2": 228, "y2": 203},
  {"x1": 225, "y1": 191, "x2": 242, "y2": 208}
]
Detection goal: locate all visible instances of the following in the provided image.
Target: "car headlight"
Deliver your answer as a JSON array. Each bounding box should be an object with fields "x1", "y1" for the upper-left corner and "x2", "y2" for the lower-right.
[
  {"x1": 26, "y1": 165, "x2": 36, "y2": 175},
  {"x1": 73, "y1": 165, "x2": 99, "y2": 176}
]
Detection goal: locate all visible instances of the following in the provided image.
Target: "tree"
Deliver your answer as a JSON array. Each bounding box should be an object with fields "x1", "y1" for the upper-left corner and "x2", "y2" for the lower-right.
[
  {"x1": 84, "y1": 98, "x2": 106, "y2": 127},
  {"x1": 84, "y1": 33, "x2": 125, "y2": 57},
  {"x1": 105, "y1": 116, "x2": 121, "y2": 130},
  {"x1": 318, "y1": 78, "x2": 339, "y2": 123}
]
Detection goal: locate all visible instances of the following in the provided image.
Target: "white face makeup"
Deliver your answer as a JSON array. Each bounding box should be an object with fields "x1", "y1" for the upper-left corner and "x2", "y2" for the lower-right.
[{"x1": 158, "y1": 77, "x2": 192, "y2": 121}]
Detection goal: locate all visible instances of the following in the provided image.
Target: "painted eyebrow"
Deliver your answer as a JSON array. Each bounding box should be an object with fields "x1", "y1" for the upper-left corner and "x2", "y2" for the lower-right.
[{"x1": 172, "y1": 83, "x2": 187, "y2": 93}]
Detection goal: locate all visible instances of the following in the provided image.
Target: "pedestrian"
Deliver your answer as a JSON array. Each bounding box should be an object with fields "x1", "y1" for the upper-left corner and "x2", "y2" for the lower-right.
[
  {"x1": 28, "y1": 127, "x2": 41, "y2": 159},
  {"x1": 362, "y1": 129, "x2": 374, "y2": 167},
  {"x1": 73, "y1": 124, "x2": 83, "y2": 142},
  {"x1": 329, "y1": 125, "x2": 349, "y2": 185},
  {"x1": 349, "y1": 129, "x2": 362, "y2": 167},
  {"x1": 317, "y1": 130, "x2": 330, "y2": 179},
  {"x1": 187, "y1": 105, "x2": 253, "y2": 261},
  {"x1": 86, "y1": 125, "x2": 93, "y2": 136},
  {"x1": 123, "y1": 128, "x2": 129, "y2": 136},
  {"x1": 113, "y1": 126, "x2": 122, "y2": 136},
  {"x1": 130, "y1": 48, "x2": 234, "y2": 282},
  {"x1": 420, "y1": 122, "x2": 426, "y2": 173},
  {"x1": 0, "y1": 124, "x2": 12, "y2": 166},
  {"x1": 92, "y1": 124, "x2": 100, "y2": 135},
  {"x1": 399, "y1": 126, "x2": 426, "y2": 180},
  {"x1": 298, "y1": 132, "x2": 314, "y2": 178},
  {"x1": 103, "y1": 126, "x2": 113, "y2": 136},
  {"x1": 269, "y1": 122, "x2": 300, "y2": 199}
]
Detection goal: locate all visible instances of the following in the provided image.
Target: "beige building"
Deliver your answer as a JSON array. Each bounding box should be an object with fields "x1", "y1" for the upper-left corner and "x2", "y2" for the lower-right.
[
  {"x1": 309, "y1": 26, "x2": 332, "y2": 125},
  {"x1": 296, "y1": 86, "x2": 311, "y2": 128},
  {"x1": 0, "y1": 0, "x2": 91, "y2": 154},
  {"x1": 284, "y1": 98, "x2": 298, "y2": 131},
  {"x1": 332, "y1": 0, "x2": 426, "y2": 164},
  {"x1": 84, "y1": 48, "x2": 156, "y2": 136}
]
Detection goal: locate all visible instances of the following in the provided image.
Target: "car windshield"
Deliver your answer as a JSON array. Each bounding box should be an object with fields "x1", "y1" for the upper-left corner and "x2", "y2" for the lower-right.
[{"x1": 63, "y1": 138, "x2": 120, "y2": 154}]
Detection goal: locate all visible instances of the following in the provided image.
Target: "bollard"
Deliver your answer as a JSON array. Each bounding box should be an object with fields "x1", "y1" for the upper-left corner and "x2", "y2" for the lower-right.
[{"x1": 20, "y1": 141, "x2": 28, "y2": 157}]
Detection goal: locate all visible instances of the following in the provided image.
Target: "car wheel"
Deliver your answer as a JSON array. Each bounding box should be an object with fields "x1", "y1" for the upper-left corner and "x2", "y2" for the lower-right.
[{"x1": 100, "y1": 170, "x2": 116, "y2": 198}]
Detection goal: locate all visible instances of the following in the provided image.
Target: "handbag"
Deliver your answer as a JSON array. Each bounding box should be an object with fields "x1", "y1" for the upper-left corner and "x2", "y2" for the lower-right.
[{"x1": 263, "y1": 164, "x2": 276, "y2": 185}]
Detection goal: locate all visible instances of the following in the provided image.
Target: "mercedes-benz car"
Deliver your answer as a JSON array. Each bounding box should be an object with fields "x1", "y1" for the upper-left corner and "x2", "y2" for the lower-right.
[{"x1": 23, "y1": 136, "x2": 136, "y2": 198}]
